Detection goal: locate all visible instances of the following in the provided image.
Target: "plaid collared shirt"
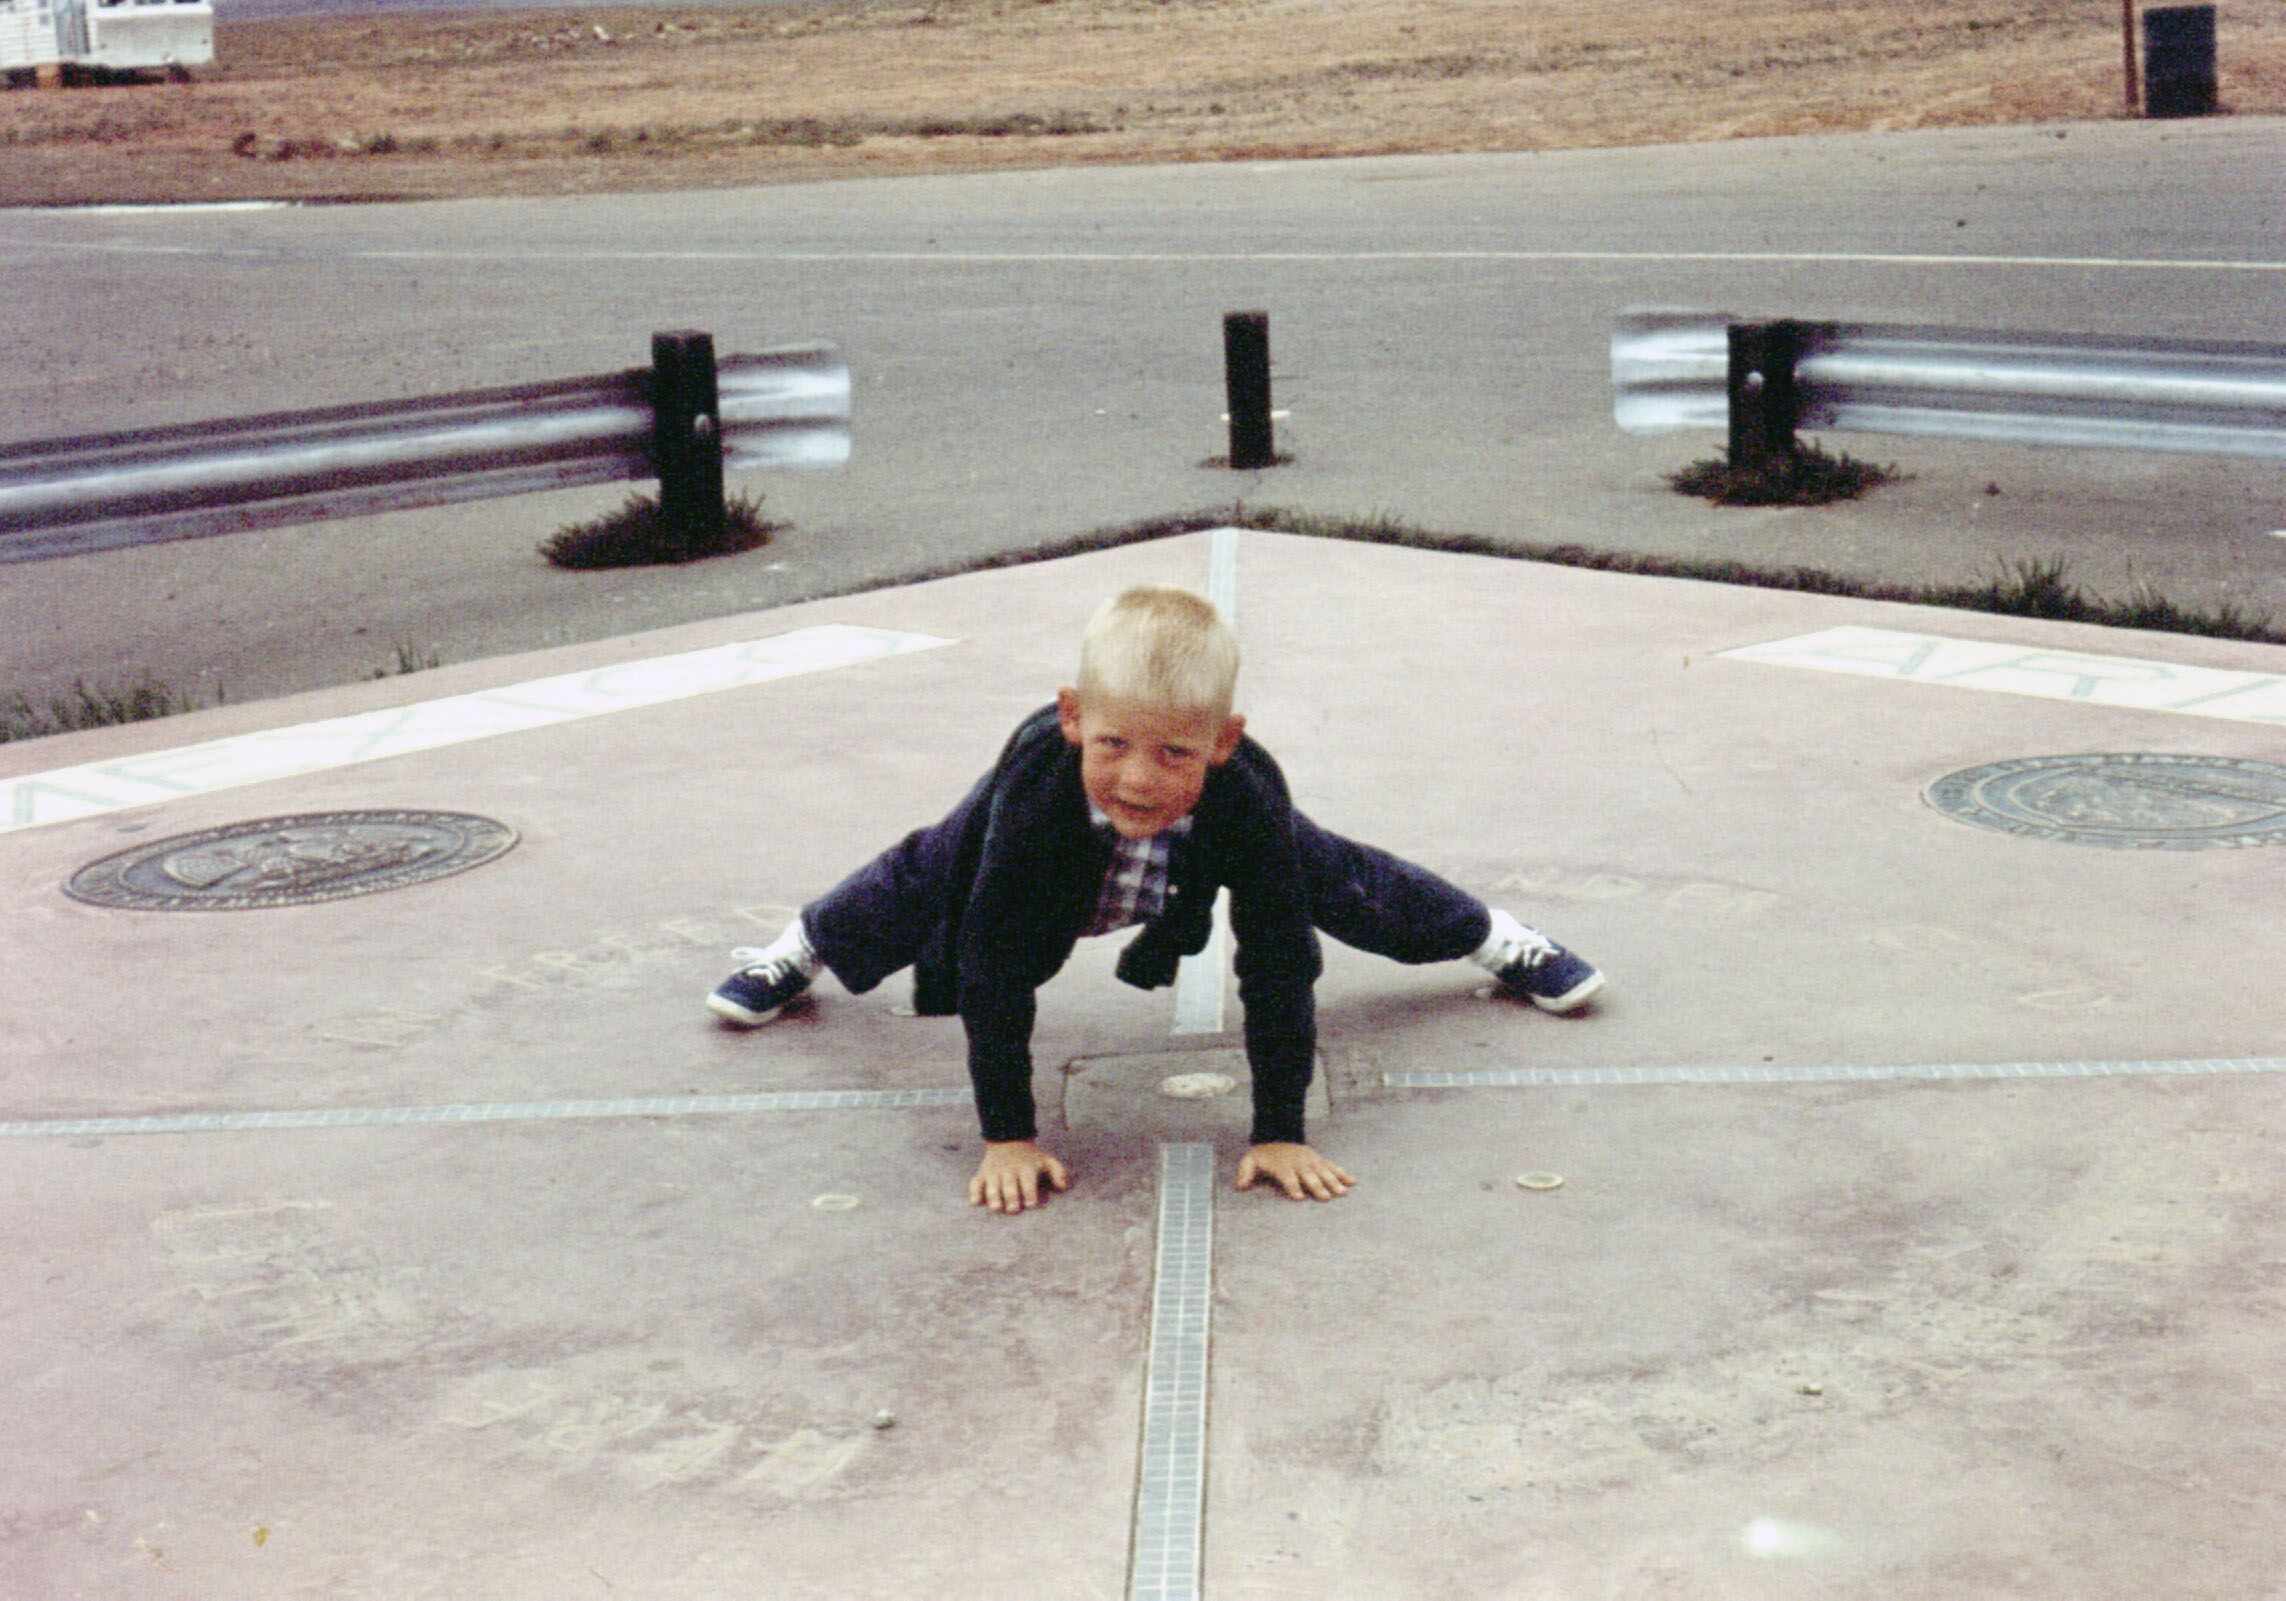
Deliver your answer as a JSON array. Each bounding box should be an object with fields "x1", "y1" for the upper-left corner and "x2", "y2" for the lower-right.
[{"x1": 1082, "y1": 803, "x2": 1190, "y2": 936}]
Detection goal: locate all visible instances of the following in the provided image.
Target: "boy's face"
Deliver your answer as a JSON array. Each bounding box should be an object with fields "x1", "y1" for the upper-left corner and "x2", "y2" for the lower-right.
[{"x1": 1057, "y1": 689, "x2": 1245, "y2": 840}]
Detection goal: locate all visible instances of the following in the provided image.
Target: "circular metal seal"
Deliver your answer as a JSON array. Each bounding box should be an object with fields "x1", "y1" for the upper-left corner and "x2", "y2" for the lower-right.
[
  {"x1": 1926, "y1": 754, "x2": 2286, "y2": 850},
  {"x1": 66, "y1": 810, "x2": 518, "y2": 909}
]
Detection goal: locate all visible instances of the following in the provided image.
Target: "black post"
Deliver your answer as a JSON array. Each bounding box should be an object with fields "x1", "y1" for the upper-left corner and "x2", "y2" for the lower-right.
[
  {"x1": 1223, "y1": 311, "x2": 1275, "y2": 470},
  {"x1": 1727, "y1": 320, "x2": 1805, "y2": 474},
  {"x1": 2143, "y1": 5, "x2": 2217, "y2": 119},
  {"x1": 651, "y1": 330, "x2": 725, "y2": 561}
]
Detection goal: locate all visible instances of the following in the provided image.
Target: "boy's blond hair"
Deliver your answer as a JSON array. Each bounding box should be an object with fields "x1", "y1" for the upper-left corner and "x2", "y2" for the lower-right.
[{"x1": 1076, "y1": 585, "x2": 1240, "y2": 717}]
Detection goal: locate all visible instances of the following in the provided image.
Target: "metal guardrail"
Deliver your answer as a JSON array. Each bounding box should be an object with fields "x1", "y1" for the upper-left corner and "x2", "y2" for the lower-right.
[
  {"x1": 1613, "y1": 309, "x2": 2286, "y2": 465},
  {"x1": 0, "y1": 336, "x2": 849, "y2": 565}
]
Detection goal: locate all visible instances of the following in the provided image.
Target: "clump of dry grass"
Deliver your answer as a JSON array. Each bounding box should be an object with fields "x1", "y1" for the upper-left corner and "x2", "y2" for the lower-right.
[
  {"x1": 0, "y1": 674, "x2": 204, "y2": 743},
  {"x1": 1667, "y1": 439, "x2": 1902, "y2": 506},
  {"x1": 540, "y1": 490, "x2": 781, "y2": 569}
]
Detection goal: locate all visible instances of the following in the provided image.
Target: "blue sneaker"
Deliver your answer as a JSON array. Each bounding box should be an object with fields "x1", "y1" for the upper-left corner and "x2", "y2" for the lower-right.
[
  {"x1": 1489, "y1": 925, "x2": 1605, "y2": 1014},
  {"x1": 707, "y1": 948, "x2": 812, "y2": 1026}
]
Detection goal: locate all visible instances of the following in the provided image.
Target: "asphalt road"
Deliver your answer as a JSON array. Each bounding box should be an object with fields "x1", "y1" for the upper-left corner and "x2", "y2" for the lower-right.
[{"x1": 4, "y1": 115, "x2": 2283, "y2": 710}]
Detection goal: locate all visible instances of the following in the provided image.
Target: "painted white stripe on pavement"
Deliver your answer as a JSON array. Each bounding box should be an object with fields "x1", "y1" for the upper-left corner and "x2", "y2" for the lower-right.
[
  {"x1": 1173, "y1": 528, "x2": 1240, "y2": 1036},
  {"x1": 1722, "y1": 626, "x2": 2286, "y2": 726},
  {"x1": 59, "y1": 202, "x2": 295, "y2": 216},
  {"x1": 17, "y1": 238, "x2": 2282, "y2": 275},
  {"x1": 1, "y1": 624, "x2": 953, "y2": 834},
  {"x1": 1203, "y1": 525, "x2": 1239, "y2": 618}
]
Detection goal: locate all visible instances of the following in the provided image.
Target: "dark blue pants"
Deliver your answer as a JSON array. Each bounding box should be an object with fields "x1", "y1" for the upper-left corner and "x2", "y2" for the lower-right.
[
  {"x1": 805, "y1": 807, "x2": 1489, "y2": 990},
  {"x1": 1288, "y1": 811, "x2": 1490, "y2": 964}
]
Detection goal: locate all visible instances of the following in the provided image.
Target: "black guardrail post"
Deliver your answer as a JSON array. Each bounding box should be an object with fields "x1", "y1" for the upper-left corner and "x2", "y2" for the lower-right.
[
  {"x1": 1727, "y1": 319, "x2": 1806, "y2": 473},
  {"x1": 1223, "y1": 311, "x2": 1276, "y2": 470},
  {"x1": 651, "y1": 330, "x2": 726, "y2": 560},
  {"x1": 2144, "y1": 5, "x2": 2217, "y2": 118}
]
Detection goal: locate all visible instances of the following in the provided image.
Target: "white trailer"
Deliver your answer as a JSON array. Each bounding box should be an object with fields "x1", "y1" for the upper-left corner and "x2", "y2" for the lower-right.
[{"x1": 2, "y1": 0, "x2": 213, "y2": 81}]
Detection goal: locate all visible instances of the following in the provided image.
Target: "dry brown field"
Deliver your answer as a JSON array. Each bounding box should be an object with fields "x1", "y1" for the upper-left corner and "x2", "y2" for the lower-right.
[{"x1": 2, "y1": 0, "x2": 2283, "y2": 206}]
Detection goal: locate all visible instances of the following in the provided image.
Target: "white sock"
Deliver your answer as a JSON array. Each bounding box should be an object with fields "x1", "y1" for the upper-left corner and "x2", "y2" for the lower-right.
[
  {"x1": 741, "y1": 918, "x2": 821, "y2": 977},
  {"x1": 1471, "y1": 908, "x2": 1550, "y2": 971}
]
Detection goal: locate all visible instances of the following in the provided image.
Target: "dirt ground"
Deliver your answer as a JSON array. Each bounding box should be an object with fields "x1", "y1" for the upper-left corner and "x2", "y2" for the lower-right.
[{"x1": 4, "y1": 0, "x2": 2284, "y2": 207}]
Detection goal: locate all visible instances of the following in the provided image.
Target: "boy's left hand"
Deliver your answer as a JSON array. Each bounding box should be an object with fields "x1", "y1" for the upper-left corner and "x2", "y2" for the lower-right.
[{"x1": 1235, "y1": 1142, "x2": 1356, "y2": 1202}]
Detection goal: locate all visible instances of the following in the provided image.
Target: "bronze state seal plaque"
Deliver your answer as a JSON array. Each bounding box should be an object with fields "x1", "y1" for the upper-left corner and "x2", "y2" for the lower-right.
[
  {"x1": 1925, "y1": 754, "x2": 2286, "y2": 850},
  {"x1": 66, "y1": 810, "x2": 518, "y2": 909}
]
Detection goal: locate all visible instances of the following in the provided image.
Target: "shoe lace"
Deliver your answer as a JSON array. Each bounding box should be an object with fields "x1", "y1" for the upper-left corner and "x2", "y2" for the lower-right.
[
  {"x1": 1499, "y1": 925, "x2": 1559, "y2": 971},
  {"x1": 729, "y1": 947, "x2": 800, "y2": 982}
]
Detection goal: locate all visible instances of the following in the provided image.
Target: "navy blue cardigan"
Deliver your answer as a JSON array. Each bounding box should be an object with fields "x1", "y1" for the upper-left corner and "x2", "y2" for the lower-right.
[{"x1": 805, "y1": 705, "x2": 1323, "y2": 1145}]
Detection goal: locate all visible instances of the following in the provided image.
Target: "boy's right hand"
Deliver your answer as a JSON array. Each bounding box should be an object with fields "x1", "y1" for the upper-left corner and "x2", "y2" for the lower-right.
[{"x1": 969, "y1": 1140, "x2": 1072, "y2": 1214}]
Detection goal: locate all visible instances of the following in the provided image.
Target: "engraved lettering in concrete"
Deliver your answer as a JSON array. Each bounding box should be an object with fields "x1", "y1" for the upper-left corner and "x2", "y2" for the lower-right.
[
  {"x1": 1723, "y1": 626, "x2": 2286, "y2": 726},
  {"x1": 153, "y1": 1200, "x2": 415, "y2": 1355},
  {"x1": 1, "y1": 624, "x2": 952, "y2": 833},
  {"x1": 439, "y1": 1369, "x2": 867, "y2": 1495},
  {"x1": 318, "y1": 903, "x2": 800, "y2": 1051},
  {"x1": 1480, "y1": 864, "x2": 1782, "y2": 922}
]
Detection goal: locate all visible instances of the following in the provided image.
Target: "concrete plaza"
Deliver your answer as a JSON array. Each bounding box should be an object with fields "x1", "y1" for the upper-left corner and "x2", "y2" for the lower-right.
[{"x1": 3, "y1": 528, "x2": 2283, "y2": 1598}]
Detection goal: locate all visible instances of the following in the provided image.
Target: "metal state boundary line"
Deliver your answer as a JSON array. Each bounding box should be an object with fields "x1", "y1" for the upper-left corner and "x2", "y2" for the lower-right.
[
  {"x1": 16, "y1": 1057, "x2": 2279, "y2": 1139},
  {"x1": 0, "y1": 1088, "x2": 969, "y2": 1140},
  {"x1": 1130, "y1": 1142, "x2": 1216, "y2": 1601},
  {"x1": 1387, "y1": 1057, "x2": 2286, "y2": 1090}
]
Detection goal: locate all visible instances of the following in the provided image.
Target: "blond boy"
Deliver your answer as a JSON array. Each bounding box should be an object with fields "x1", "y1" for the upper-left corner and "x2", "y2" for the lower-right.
[{"x1": 710, "y1": 585, "x2": 1602, "y2": 1212}]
